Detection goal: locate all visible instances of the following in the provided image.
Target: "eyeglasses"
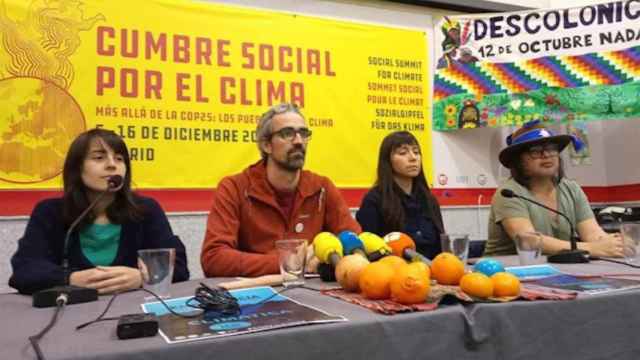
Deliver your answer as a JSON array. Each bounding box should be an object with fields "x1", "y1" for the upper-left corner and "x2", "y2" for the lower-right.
[
  {"x1": 271, "y1": 127, "x2": 312, "y2": 142},
  {"x1": 527, "y1": 143, "x2": 559, "y2": 159}
]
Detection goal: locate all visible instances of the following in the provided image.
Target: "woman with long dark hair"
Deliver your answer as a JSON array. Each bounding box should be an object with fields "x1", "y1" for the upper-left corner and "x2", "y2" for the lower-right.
[
  {"x1": 356, "y1": 131, "x2": 444, "y2": 259},
  {"x1": 484, "y1": 120, "x2": 624, "y2": 257},
  {"x1": 9, "y1": 128, "x2": 189, "y2": 294}
]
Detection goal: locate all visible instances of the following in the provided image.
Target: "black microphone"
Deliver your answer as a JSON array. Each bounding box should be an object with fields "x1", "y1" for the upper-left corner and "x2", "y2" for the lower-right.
[
  {"x1": 500, "y1": 189, "x2": 589, "y2": 264},
  {"x1": 33, "y1": 175, "x2": 123, "y2": 308}
]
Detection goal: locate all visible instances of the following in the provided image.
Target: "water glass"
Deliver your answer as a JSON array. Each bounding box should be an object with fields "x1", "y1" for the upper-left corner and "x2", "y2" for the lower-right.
[
  {"x1": 440, "y1": 233, "x2": 470, "y2": 264},
  {"x1": 138, "y1": 248, "x2": 175, "y2": 300},
  {"x1": 621, "y1": 223, "x2": 640, "y2": 264},
  {"x1": 275, "y1": 239, "x2": 307, "y2": 288},
  {"x1": 515, "y1": 231, "x2": 544, "y2": 265}
]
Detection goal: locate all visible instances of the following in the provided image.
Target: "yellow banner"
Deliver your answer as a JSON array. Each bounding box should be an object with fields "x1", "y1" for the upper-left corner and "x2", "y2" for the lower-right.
[{"x1": 0, "y1": 0, "x2": 431, "y2": 189}]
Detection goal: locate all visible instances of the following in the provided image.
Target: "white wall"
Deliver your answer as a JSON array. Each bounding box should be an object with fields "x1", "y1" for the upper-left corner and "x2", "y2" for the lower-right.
[
  {"x1": 602, "y1": 120, "x2": 640, "y2": 186},
  {"x1": 432, "y1": 126, "x2": 505, "y2": 188},
  {"x1": 563, "y1": 122, "x2": 607, "y2": 186},
  {"x1": 431, "y1": 120, "x2": 618, "y2": 189}
]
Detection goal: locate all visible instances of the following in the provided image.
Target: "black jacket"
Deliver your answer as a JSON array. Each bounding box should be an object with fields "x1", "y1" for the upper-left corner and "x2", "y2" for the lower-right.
[
  {"x1": 356, "y1": 186, "x2": 445, "y2": 259},
  {"x1": 9, "y1": 196, "x2": 189, "y2": 294}
]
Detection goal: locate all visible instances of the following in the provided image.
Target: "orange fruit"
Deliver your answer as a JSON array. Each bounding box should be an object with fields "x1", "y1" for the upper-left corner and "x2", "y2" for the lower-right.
[
  {"x1": 378, "y1": 255, "x2": 408, "y2": 271},
  {"x1": 491, "y1": 272, "x2": 521, "y2": 297},
  {"x1": 358, "y1": 262, "x2": 395, "y2": 300},
  {"x1": 430, "y1": 252, "x2": 465, "y2": 285},
  {"x1": 460, "y1": 272, "x2": 494, "y2": 299},
  {"x1": 390, "y1": 262, "x2": 430, "y2": 304},
  {"x1": 335, "y1": 254, "x2": 370, "y2": 292},
  {"x1": 409, "y1": 260, "x2": 431, "y2": 279}
]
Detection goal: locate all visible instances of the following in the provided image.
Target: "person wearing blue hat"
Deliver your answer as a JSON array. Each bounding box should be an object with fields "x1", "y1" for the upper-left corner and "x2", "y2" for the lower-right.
[{"x1": 484, "y1": 120, "x2": 625, "y2": 257}]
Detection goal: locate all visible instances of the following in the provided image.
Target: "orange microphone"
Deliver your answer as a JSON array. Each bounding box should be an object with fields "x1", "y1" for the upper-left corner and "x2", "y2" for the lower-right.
[{"x1": 383, "y1": 232, "x2": 431, "y2": 265}]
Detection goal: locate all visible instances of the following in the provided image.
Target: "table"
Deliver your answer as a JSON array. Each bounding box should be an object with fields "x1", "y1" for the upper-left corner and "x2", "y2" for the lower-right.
[{"x1": 3, "y1": 258, "x2": 640, "y2": 360}]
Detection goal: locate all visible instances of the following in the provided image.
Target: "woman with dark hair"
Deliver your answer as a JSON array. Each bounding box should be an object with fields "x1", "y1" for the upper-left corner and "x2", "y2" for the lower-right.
[
  {"x1": 356, "y1": 131, "x2": 444, "y2": 259},
  {"x1": 9, "y1": 128, "x2": 189, "y2": 294},
  {"x1": 484, "y1": 120, "x2": 624, "y2": 257}
]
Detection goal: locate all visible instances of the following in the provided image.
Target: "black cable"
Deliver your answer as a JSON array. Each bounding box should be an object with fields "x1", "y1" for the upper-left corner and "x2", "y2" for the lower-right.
[
  {"x1": 76, "y1": 289, "x2": 124, "y2": 330},
  {"x1": 137, "y1": 288, "x2": 202, "y2": 318},
  {"x1": 76, "y1": 287, "x2": 203, "y2": 331},
  {"x1": 186, "y1": 282, "x2": 240, "y2": 315},
  {"x1": 78, "y1": 283, "x2": 321, "y2": 329},
  {"x1": 29, "y1": 294, "x2": 67, "y2": 360},
  {"x1": 591, "y1": 257, "x2": 640, "y2": 269},
  {"x1": 191, "y1": 283, "x2": 323, "y2": 319}
]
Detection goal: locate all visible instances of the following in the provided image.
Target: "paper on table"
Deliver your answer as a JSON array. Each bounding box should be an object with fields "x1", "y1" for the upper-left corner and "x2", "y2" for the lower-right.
[{"x1": 506, "y1": 264, "x2": 562, "y2": 280}]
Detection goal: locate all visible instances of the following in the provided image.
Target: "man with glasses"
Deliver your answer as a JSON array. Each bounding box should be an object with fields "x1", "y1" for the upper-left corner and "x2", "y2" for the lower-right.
[
  {"x1": 484, "y1": 120, "x2": 625, "y2": 258},
  {"x1": 201, "y1": 103, "x2": 361, "y2": 277}
]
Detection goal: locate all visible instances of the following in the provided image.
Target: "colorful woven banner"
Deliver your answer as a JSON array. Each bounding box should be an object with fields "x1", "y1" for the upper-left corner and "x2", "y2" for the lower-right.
[{"x1": 433, "y1": 1, "x2": 640, "y2": 131}]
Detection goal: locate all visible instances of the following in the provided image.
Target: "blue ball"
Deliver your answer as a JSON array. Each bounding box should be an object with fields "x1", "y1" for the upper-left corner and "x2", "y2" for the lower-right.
[{"x1": 474, "y1": 258, "x2": 505, "y2": 276}]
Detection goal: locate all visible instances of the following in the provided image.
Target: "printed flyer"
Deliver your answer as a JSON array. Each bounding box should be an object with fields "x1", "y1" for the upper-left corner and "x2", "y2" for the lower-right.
[{"x1": 142, "y1": 286, "x2": 345, "y2": 343}]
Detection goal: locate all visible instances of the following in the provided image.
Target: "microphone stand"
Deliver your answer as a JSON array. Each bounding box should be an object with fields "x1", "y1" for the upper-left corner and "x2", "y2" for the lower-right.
[
  {"x1": 33, "y1": 176, "x2": 122, "y2": 307},
  {"x1": 501, "y1": 189, "x2": 589, "y2": 264}
]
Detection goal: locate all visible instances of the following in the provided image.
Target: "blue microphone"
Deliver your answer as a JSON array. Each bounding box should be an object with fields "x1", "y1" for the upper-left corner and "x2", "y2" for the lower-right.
[{"x1": 338, "y1": 231, "x2": 367, "y2": 258}]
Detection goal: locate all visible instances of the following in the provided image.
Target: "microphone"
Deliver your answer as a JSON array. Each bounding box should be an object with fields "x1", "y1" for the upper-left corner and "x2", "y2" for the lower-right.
[
  {"x1": 62, "y1": 175, "x2": 123, "y2": 270},
  {"x1": 383, "y1": 232, "x2": 431, "y2": 265},
  {"x1": 313, "y1": 232, "x2": 343, "y2": 268},
  {"x1": 313, "y1": 232, "x2": 343, "y2": 283},
  {"x1": 33, "y1": 175, "x2": 123, "y2": 308},
  {"x1": 337, "y1": 231, "x2": 367, "y2": 258},
  {"x1": 500, "y1": 188, "x2": 589, "y2": 263},
  {"x1": 317, "y1": 262, "x2": 336, "y2": 282},
  {"x1": 358, "y1": 232, "x2": 392, "y2": 261}
]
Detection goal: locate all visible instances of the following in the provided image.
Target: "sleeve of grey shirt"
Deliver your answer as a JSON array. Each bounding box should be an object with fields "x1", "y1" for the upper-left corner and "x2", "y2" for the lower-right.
[
  {"x1": 493, "y1": 183, "x2": 530, "y2": 224},
  {"x1": 567, "y1": 180, "x2": 595, "y2": 223}
]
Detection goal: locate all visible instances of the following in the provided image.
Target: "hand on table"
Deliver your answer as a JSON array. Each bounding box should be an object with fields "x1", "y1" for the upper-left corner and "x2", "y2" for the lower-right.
[
  {"x1": 305, "y1": 244, "x2": 319, "y2": 273},
  {"x1": 587, "y1": 233, "x2": 625, "y2": 258},
  {"x1": 70, "y1": 266, "x2": 142, "y2": 294}
]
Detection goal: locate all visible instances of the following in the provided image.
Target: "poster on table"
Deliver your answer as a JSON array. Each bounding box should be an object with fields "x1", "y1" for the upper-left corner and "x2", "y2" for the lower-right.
[{"x1": 142, "y1": 286, "x2": 345, "y2": 343}]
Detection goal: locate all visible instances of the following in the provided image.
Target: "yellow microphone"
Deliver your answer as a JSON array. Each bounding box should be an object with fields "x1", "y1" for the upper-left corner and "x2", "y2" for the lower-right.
[
  {"x1": 358, "y1": 232, "x2": 392, "y2": 261},
  {"x1": 313, "y1": 232, "x2": 343, "y2": 267}
]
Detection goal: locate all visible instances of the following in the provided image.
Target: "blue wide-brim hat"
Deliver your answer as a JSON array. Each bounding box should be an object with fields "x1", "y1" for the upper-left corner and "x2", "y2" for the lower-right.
[{"x1": 499, "y1": 120, "x2": 583, "y2": 168}]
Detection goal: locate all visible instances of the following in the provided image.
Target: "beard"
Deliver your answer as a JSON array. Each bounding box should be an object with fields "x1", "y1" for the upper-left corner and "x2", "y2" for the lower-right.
[{"x1": 272, "y1": 145, "x2": 306, "y2": 172}]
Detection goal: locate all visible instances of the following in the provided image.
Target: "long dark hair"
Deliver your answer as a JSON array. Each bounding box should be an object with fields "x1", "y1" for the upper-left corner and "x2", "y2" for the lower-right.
[
  {"x1": 62, "y1": 128, "x2": 142, "y2": 229},
  {"x1": 374, "y1": 131, "x2": 436, "y2": 232},
  {"x1": 510, "y1": 144, "x2": 566, "y2": 188}
]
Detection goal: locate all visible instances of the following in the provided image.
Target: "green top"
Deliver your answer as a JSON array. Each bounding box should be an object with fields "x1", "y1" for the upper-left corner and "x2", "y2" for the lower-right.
[
  {"x1": 79, "y1": 223, "x2": 121, "y2": 266},
  {"x1": 484, "y1": 178, "x2": 594, "y2": 256}
]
